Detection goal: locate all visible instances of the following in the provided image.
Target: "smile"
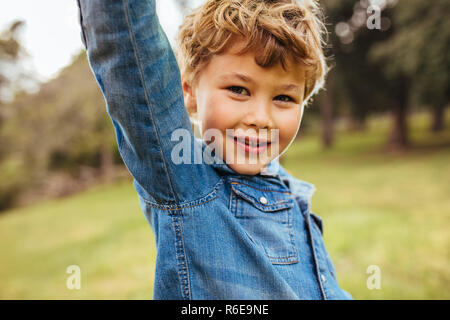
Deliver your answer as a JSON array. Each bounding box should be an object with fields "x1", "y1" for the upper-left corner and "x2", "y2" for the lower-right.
[{"x1": 231, "y1": 135, "x2": 271, "y2": 154}]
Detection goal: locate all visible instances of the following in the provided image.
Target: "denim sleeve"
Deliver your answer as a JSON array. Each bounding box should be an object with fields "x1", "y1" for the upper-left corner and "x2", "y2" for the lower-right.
[{"x1": 77, "y1": 0, "x2": 219, "y2": 204}]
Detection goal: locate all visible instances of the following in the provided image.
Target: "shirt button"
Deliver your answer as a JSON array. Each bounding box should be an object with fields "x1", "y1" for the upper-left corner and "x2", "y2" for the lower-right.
[
  {"x1": 321, "y1": 274, "x2": 326, "y2": 282},
  {"x1": 259, "y1": 196, "x2": 268, "y2": 204}
]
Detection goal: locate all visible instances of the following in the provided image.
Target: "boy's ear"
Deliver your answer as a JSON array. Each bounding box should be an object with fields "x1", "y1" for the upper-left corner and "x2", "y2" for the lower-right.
[{"x1": 182, "y1": 80, "x2": 197, "y2": 115}]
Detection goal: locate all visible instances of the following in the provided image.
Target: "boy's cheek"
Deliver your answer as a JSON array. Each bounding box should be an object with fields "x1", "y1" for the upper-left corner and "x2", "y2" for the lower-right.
[
  {"x1": 202, "y1": 102, "x2": 241, "y2": 133},
  {"x1": 277, "y1": 110, "x2": 302, "y2": 147}
]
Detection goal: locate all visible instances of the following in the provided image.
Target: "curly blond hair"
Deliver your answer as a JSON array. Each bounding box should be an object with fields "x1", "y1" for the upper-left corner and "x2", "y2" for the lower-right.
[{"x1": 175, "y1": 0, "x2": 328, "y2": 105}]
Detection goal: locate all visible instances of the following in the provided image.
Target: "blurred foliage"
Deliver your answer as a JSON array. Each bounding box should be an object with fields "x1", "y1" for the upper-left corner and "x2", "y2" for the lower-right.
[
  {"x1": 0, "y1": 20, "x2": 34, "y2": 103},
  {"x1": 0, "y1": 51, "x2": 120, "y2": 210},
  {"x1": 370, "y1": 0, "x2": 450, "y2": 110},
  {"x1": 317, "y1": 0, "x2": 449, "y2": 149},
  {"x1": 321, "y1": 0, "x2": 393, "y2": 124},
  {"x1": 0, "y1": 20, "x2": 23, "y2": 60}
]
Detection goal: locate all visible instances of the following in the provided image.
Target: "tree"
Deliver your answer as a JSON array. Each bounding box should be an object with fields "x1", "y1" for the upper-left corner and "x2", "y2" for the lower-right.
[
  {"x1": 0, "y1": 20, "x2": 30, "y2": 209},
  {"x1": 321, "y1": 0, "x2": 396, "y2": 126},
  {"x1": 0, "y1": 49, "x2": 120, "y2": 211},
  {"x1": 321, "y1": 0, "x2": 449, "y2": 151},
  {"x1": 370, "y1": 0, "x2": 450, "y2": 134},
  {"x1": 0, "y1": 20, "x2": 34, "y2": 105}
]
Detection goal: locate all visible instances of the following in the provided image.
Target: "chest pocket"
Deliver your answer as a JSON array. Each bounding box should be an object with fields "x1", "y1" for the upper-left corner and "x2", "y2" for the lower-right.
[{"x1": 229, "y1": 181, "x2": 299, "y2": 265}]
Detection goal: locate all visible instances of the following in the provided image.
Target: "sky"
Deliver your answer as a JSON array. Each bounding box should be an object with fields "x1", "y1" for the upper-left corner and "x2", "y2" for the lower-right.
[{"x1": 0, "y1": 0, "x2": 201, "y2": 82}]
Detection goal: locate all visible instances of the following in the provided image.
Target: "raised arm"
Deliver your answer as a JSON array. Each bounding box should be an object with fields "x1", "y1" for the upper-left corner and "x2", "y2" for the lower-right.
[{"x1": 77, "y1": 0, "x2": 218, "y2": 205}]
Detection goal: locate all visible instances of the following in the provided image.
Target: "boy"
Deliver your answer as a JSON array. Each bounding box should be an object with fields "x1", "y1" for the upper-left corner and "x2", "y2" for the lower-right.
[{"x1": 77, "y1": 0, "x2": 352, "y2": 299}]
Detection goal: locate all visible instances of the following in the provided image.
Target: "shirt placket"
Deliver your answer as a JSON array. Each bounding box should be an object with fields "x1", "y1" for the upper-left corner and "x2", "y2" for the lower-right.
[{"x1": 302, "y1": 199, "x2": 328, "y2": 300}]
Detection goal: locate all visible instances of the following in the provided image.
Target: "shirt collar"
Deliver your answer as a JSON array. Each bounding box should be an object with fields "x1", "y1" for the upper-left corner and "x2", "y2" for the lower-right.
[
  {"x1": 198, "y1": 138, "x2": 316, "y2": 211},
  {"x1": 277, "y1": 165, "x2": 316, "y2": 213}
]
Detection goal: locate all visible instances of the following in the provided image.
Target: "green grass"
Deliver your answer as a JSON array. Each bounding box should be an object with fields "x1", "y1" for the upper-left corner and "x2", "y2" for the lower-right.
[
  {"x1": 0, "y1": 182, "x2": 155, "y2": 299},
  {"x1": 1, "y1": 111, "x2": 449, "y2": 299}
]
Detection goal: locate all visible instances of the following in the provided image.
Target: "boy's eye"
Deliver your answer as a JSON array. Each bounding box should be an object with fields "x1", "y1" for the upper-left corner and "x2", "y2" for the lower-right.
[
  {"x1": 275, "y1": 95, "x2": 295, "y2": 103},
  {"x1": 227, "y1": 86, "x2": 296, "y2": 104},
  {"x1": 227, "y1": 86, "x2": 249, "y2": 96}
]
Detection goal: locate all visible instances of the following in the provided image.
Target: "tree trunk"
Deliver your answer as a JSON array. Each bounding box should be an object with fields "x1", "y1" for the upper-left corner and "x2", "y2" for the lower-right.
[
  {"x1": 319, "y1": 77, "x2": 335, "y2": 149},
  {"x1": 348, "y1": 114, "x2": 367, "y2": 132},
  {"x1": 387, "y1": 90, "x2": 409, "y2": 151},
  {"x1": 431, "y1": 103, "x2": 446, "y2": 133},
  {"x1": 99, "y1": 146, "x2": 114, "y2": 180}
]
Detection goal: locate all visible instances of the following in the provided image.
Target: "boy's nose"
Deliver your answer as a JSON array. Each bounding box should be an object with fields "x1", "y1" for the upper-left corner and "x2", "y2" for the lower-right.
[{"x1": 242, "y1": 100, "x2": 273, "y2": 129}]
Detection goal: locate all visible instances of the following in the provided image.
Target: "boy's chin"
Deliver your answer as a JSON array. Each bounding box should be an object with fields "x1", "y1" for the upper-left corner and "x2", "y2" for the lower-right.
[{"x1": 226, "y1": 162, "x2": 268, "y2": 176}]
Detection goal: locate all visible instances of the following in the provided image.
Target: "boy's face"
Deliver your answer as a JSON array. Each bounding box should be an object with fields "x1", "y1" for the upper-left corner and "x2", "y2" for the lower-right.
[{"x1": 183, "y1": 39, "x2": 306, "y2": 175}]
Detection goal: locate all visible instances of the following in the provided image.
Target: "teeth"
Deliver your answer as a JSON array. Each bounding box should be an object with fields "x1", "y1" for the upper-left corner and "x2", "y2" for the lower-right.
[
  {"x1": 239, "y1": 138, "x2": 254, "y2": 146},
  {"x1": 240, "y1": 139, "x2": 260, "y2": 147},
  {"x1": 234, "y1": 136, "x2": 269, "y2": 147}
]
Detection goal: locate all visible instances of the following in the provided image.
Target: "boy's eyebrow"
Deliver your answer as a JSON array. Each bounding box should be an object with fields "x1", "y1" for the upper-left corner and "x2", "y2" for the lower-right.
[{"x1": 219, "y1": 72, "x2": 302, "y2": 93}]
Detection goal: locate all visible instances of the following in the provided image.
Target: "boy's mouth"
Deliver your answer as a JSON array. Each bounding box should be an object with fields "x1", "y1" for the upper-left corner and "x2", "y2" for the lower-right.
[
  {"x1": 231, "y1": 135, "x2": 272, "y2": 154},
  {"x1": 234, "y1": 136, "x2": 270, "y2": 147}
]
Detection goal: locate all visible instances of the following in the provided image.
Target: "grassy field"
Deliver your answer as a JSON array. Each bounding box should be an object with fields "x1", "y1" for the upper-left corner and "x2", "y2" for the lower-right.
[{"x1": 1, "y1": 111, "x2": 449, "y2": 299}]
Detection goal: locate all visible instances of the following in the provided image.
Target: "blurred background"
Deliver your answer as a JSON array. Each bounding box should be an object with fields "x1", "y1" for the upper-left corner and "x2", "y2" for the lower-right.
[{"x1": 0, "y1": 0, "x2": 448, "y2": 299}]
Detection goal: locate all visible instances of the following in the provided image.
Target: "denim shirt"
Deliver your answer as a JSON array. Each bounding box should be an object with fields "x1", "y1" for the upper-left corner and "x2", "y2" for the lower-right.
[{"x1": 77, "y1": 0, "x2": 352, "y2": 300}]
